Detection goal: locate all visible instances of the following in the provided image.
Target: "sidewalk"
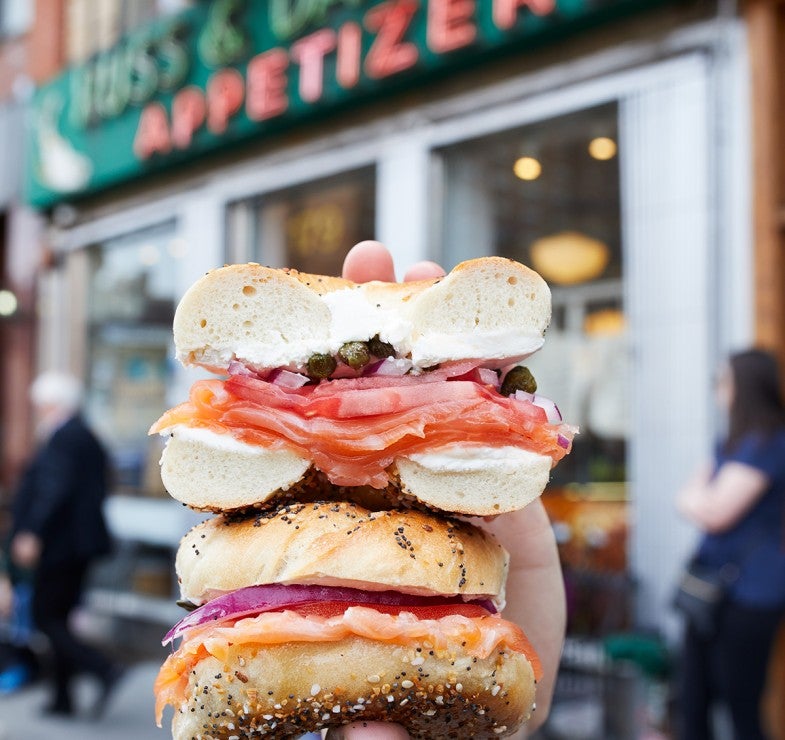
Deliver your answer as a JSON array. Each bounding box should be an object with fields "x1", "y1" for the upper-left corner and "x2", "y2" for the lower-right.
[{"x1": 0, "y1": 660, "x2": 164, "y2": 740}]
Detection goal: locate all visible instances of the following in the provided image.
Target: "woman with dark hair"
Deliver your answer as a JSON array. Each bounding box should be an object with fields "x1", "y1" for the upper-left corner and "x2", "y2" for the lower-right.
[{"x1": 676, "y1": 348, "x2": 785, "y2": 740}]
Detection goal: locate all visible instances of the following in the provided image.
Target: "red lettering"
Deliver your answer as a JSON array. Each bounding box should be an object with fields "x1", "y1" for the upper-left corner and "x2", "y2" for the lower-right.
[
  {"x1": 171, "y1": 86, "x2": 206, "y2": 149},
  {"x1": 133, "y1": 103, "x2": 171, "y2": 160},
  {"x1": 291, "y1": 28, "x2": 337, "y2": 103},
  {"x1": 336, "y1": 21, "x2": 362, "y2": 89},
  {"x1": 205, "y1": 68, "x2": 244, "y2": 134},
  {"x1": 246, "y1": 49, "x2": 289, "y2": 121},
  {"x1": 427, "y1": 0, "x2": 476, "y2": 53},
  {"x1": 364, "y1": 0, "x2": 419, "y2": 80},
  {"x1": 492, "y1": 0, "x2": 556, "y2": 30}
]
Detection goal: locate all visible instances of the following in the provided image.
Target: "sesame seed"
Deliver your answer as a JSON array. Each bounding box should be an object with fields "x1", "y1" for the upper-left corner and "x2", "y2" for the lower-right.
[
  {"x1": 411, "y1": 656, "x2": 425, "y2": 666},
  {"x1": 494, "y1": 727, "x2": 508, "y2": 734},
  {"x1": 491, "y1": 685, "x2": 501, "y2": 696},
  {"x1": 332, "y1": 705, "x2": 341, "y2": 713},
  {"x1": 322, "y1": 713, "x2": 331, "y2": 721},
  {"x1": 401, "y1": 680, "x2": 414, "y2": 689},
  {"x1": 387, "y1": 695, "x2": 394, "y2": 702},
  {"x1": 310, "y1": 684, "x2": 320, "y2": 696}
]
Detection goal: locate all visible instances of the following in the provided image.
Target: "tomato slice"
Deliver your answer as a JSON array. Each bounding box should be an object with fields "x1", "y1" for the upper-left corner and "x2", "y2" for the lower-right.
[{"x1": 291, "y1": 601, "x2": 493, "y2": 620}]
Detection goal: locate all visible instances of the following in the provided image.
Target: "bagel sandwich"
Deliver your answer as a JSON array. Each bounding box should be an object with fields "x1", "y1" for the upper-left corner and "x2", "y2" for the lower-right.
[
  {"x1": 150, "y1": 258, "x2": 575, "y2": 515},
  {"x1": 154, "y1": 502, "x2": 541, "y2": 739}
]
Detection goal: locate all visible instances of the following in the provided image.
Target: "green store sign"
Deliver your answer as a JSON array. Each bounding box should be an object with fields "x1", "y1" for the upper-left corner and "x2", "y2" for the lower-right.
[{"x1": 25, "y1": 0, "x2": 675, "y2": 207}]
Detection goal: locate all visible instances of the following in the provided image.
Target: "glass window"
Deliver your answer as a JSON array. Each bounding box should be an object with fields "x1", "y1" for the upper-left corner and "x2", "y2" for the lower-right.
[
  {"x1": 227, "y1": 167, "x2": 376, "y2": 275},
  {"x1": 85, "y1": 222, "x2": 182, "y2": 496},
  {"x1": 437, "y1": 103, "x2": 630, "y2": 635}
]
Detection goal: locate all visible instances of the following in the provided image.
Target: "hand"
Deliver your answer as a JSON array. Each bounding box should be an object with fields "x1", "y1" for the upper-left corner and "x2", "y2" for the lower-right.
[
  {"x1": 342, "y1": 241, "x2": 565, "y2": 736},
  {"x1": 325, "y1": 723, "x2": 411, "y2": 739},
  {"x1": 0, "y1": 574, "x2": 13, "y2": 619},
  {"x1": 10, "y1": 531, "x2": 42, "y2": 569}
]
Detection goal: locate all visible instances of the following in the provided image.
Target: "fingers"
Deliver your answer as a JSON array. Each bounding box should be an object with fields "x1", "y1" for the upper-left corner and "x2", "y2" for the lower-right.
[
  {"x1": 324, "y1": 722, "x2": 411, "y2": 739},
  {"x1": 342, "y1": 242, "x2": 446, "y2": 285},
  {"x1": 342, "y1": 241, "x2": 396, "y2": 283},
  {"x1": 403, "y1": 261, "x2": 446, "y2": 282}
]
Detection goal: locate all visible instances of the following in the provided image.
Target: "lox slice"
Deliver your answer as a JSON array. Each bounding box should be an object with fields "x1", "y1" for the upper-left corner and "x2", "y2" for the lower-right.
[
  {"x1": 154, "y1": 603, "x2": 542, "y2": 727},
  {"x1": 150, "y1": 373, "x2": 574, "y2": 489}
]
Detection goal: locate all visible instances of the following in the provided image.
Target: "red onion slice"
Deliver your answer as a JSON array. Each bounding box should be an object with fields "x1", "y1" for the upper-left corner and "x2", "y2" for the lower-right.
[
  {"x1": 227, "y1": 360, "x2": 258, "y2": 377},
  {"x1": 514, "y1": 390, "x2": 561, "y2": 423},
  {"x1": 268, "y1": 368, "x2": 310, "y2": 388},
  {"x1": 476, "y1": 368, "x2": 500, "y2": 387},
  {"x1": 162, "y1": 584, "x2": 496, "y2": 646},
  {"x1": 531, "y1": 395, "x2": 562, "y2": 423},
  {"x1": 363, "y1": 358, "x2": 413, "y2": 376}
]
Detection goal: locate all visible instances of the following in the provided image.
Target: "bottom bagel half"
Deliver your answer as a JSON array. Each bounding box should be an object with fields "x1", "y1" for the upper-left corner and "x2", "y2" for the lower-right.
[{"x1": 160, "y1": 636, "x2": 535, "y2": 739}]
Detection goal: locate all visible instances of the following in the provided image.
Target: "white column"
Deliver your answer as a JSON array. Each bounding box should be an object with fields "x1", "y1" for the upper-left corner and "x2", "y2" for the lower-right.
[
  {"x1": 621, "y1": 54, "x2": 716, "y2": 638},
  {"x1": 376, "y1": 132, "x2": 431, "y2": 277},
  {"x1": 169, "y1": 189, "x2": 225, "y2": 405}
]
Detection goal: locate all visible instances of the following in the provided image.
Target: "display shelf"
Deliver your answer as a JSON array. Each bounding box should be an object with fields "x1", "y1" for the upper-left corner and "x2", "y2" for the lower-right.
[
  {"x1": 104, "y1": 493, "x2": 206, "y2": 548},
  {"x1": 85, "y1": 587, "x2": 182, "y2": 626}
]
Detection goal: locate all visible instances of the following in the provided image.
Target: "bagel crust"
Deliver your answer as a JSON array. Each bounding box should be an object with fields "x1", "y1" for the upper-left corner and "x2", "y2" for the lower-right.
[
  {"x1": 176, "y1": 502, "x2": 508, "y2": 606},
  {"x1": 168, "y1": 638, "x2": 535, "y2": 739}
]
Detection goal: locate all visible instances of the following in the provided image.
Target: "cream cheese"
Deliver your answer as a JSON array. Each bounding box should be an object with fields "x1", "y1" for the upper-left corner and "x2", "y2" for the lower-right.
[
  {"x1": 322, "y1": 286, "x2": 413, "y2": 351},
  {"x1": 409, "y1": 331, "x2": 544, "y2": 368},
  {"x1": 406, "y1": 445, "x2": 550, "y2": 473},
  {"x1": 162, "y1": 425, "x2": 265, "y2": 455}
]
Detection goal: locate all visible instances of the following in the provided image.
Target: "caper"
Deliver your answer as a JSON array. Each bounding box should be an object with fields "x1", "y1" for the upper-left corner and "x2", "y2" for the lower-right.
[
  {"x1": 368, "y1": 335, "x2": 395, "y2": 358},
  {"x1": 500, "y1": 366, "x2": 537, "y2": 396},
  {"x1": 307, "y1": 353, "x2": 337, "y2": 379},
  {"x1": 338, "y1": 341, "x2": 371, "y2": 370}
]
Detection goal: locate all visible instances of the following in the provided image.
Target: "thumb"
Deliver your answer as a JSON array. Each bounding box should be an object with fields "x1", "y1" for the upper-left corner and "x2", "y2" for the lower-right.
[{"x1": 325, "y1": 722, "x2": 411, "y2": 739}]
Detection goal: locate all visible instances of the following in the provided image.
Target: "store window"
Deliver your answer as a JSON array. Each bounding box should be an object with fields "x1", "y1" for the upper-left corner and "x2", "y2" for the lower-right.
[
  {"x1": 85, "y1": 222, "x2": 182, "y2": 496},
  {"x1": 227, "y1": 167, "x2": 376, "y2": 275},
  {"x1": 437, "y1": 103, "x2": 630, "y2": 635}
]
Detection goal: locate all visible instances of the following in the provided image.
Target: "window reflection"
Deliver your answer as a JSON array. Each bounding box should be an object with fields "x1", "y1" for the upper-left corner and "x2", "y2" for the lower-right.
[
  {"x1": 438, "y1": 103, "x2": 630, "y2": 635},
  {"x1": 227, "y1": 167, "x2": 376, "y2": 275},
  {"x1": 86, "y1": 222, "x2": 179, "y2": 495}
]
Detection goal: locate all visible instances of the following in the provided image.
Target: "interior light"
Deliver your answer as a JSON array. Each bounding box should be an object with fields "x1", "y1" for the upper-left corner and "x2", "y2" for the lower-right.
[
  {"x1": 529, "y1": 231, "x2": 610, "y2": 285},
  {"x1": 0, "y1": 289, "x2": 18, "y2": 317},
  {"x1": 584, "y1": 308, "x2": 626, "y2": 336},
  {"x1": 588, "y1": 137, "x2": 617, "y2": 161},
  {"x1": 167, "y1": 238, "x2": 188, "y2": 259},
  {"x1": 513, "y1": 156, "x2": 542, "y2": 181},
  {"x1": 139, "y1": 244, "x2": 160, "y2": 266}
]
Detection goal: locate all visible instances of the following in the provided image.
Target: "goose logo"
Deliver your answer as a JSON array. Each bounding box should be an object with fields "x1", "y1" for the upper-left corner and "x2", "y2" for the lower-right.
[{"x1": 34, "y1": 91, "x2": 92, "y2": 194}]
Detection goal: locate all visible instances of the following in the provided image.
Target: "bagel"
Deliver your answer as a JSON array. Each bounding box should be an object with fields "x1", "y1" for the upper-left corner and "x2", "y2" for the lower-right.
[
  {"x1": 174, "y1": 257, "x2": 551, "y2": 374},
  {"x1": 155, "y1": 503, "x2": 540, "y2": 739}
]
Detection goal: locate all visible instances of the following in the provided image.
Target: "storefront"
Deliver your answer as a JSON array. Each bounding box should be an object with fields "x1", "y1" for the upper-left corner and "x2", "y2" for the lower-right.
[{"x1": 24, "y1": 0, "x2": 754, "y2": 658}]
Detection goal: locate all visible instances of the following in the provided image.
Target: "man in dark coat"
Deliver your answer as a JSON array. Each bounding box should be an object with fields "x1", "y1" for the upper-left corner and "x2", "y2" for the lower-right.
[{"x1": 8, "y1": 371, "x2": 121, "y2": 716}]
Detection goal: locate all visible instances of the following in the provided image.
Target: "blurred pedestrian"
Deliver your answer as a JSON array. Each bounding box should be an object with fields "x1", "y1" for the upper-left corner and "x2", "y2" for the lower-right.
[
  {"x1": 676, "y1": 348, "x2": 785, "y2": 740},
  {"x1": 0, "y1": 538, "x2": 38, "y2": 694},
  {"x1": 7, "y1": 371, "x2": 123, "y2": 717}
]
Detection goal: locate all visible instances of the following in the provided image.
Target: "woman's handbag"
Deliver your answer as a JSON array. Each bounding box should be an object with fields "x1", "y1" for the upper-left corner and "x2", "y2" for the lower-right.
[{"x1": 672, "y1": 559, "x2": 740, "y2": 637}]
